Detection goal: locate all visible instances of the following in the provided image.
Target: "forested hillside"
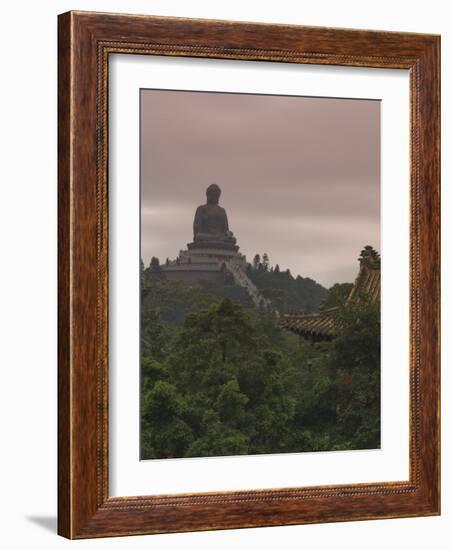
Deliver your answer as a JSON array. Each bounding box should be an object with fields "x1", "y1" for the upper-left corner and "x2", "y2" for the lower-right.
[
  {"x1": 144, "y1": 252, "x2": 328, "y2": 318},
  {"x1": 140, "y1": 263, "x2": 380, "y2": 460},
  {"x1": 245, "y1": 253, "x2": 327, "y2": 313}
]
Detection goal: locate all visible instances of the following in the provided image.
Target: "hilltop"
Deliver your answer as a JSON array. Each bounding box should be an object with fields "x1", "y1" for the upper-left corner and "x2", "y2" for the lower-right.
[{"x1": 142, "y1": 252, "x2": 327, "y2": 322}]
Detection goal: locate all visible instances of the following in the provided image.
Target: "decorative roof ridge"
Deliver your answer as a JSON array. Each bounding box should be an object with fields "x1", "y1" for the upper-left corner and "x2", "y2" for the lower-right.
[
  {"x1": 280, "y1": 245, "x2": 380, "y2": 340},
  {"x1": 358, "y1": 245, "x2": 381, "y2": 269}
]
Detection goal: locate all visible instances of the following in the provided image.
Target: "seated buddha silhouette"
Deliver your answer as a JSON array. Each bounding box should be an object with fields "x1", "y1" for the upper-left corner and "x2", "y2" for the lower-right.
[{"x1": 188, "y1": 184, "x2": 238, "y2": 251}]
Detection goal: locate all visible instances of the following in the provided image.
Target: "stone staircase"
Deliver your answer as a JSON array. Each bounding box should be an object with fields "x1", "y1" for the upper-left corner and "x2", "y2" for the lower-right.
[{"x1": 222, "y1": 261, "x2": 273, "y2": 311}]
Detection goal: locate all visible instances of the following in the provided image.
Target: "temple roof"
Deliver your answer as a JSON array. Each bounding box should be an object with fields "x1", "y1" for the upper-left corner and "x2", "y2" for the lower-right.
[
  {"x1": 280, "y1": 246, "x2": 380, "y2": 340},
  {"x1": 282, "y1": 308, "x2": 338, "y2": 340}
]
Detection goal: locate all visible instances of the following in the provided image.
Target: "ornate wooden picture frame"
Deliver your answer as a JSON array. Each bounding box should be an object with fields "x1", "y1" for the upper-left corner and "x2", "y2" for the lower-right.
[{"x1": 58, "y1": 11, "x2": 440, "y2": 539}]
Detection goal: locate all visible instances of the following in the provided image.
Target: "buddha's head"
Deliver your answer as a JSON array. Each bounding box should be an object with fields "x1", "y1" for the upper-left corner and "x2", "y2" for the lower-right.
[{"x1": 206, "y1": 183, "x2": 221, "y2": 205}]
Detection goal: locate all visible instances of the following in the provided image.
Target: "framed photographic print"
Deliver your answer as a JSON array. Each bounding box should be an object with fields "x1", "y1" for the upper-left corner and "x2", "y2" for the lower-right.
[{"x1": 58, "y1": 11, "x2": 440, "y2": 538}]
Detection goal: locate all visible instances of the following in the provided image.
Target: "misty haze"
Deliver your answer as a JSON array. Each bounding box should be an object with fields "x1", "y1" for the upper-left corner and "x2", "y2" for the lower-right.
[
  {"x1": 141, "y1": 89, "x2": 380, "y2": 287},
  {"x1": 140, "y1": 89, "x2": 381, "y2": 461}
]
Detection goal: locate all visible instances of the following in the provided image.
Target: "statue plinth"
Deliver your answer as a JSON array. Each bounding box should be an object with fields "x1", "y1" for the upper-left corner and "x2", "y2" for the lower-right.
[{"x1": 187, "y1": 239, "x2": 239, "y2": 252}]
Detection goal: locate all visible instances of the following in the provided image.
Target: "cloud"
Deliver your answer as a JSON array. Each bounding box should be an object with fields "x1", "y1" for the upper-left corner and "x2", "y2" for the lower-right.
[{"x1": 141, "y1": 89, "x2": 380, "y2": 287}]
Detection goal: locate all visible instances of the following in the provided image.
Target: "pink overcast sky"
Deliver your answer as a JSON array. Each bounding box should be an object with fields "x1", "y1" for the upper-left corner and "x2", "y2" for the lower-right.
[{"x1": 141, "y1": 89, "x2": 380, "y2": 288}]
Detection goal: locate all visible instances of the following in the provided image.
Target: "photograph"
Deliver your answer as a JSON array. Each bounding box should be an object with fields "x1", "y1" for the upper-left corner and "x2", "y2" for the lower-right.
[
  {"x1": 0, "y1": 0, "x2": 444, "y2": 544},
  {"x1": 139, "y1": 89, "x2": 381, "y2": 460}
]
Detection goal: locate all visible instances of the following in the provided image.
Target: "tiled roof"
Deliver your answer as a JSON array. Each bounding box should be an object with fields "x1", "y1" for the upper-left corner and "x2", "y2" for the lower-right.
[
  {"x1": 281, "y1": 246, "x2": 380, "y2": 340},
  {"x1": 282, "y1": 308, "x2": 338, "y2": 340},
  {"x1": 346, "y1": 246, "x2": 380, "y2": 306}
]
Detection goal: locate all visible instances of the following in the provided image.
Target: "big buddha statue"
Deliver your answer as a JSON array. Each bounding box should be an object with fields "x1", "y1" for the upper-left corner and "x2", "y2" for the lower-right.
[{"x1": 188, "y1": 184, "x2": 239, "y2": 251}]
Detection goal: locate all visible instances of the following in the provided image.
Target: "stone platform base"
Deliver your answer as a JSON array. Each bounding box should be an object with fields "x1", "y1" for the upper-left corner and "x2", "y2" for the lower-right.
[
  {"x1": 160, "y1": 246, "x2": 271, "y2": 310},
  {"x1": 160, "y1": 246, "x2": 246, "y2": 286}
]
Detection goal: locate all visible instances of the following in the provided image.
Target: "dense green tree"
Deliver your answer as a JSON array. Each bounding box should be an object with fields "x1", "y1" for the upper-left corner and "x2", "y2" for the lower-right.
[
  {"x1": 150, "y1": 256, "x2": 161, "y2": 272},
  {"x1": 252, "y1": 254, "x2": 261, "y2": 270},
  {"x1": 329, "y1": 299, "x2": 381, "y2": 449},
  {"x1": 215, "y1": 378, "x2": 249, "y2": 426},
  {"x1": 181, "y1": 299, "x2": 254, "y2": 362},
  {"x1": 140, "y1": 307, "x2": 170, "y2": 361},
  {"x1": 140, "y1": 269, "x2": 380, "y2": 459},
  {"x1": 186, "y1": 409, "x2": 249, "y2": 457},
  {"x1": 141, "y1": 380, "x2": 193, "y2": 458},
  {"x1": 247, "y1": 261, "x2": 326, "y2": 313},
  {"x1": 320, "y1": 282, "x2": 354, "y2": 309}
]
